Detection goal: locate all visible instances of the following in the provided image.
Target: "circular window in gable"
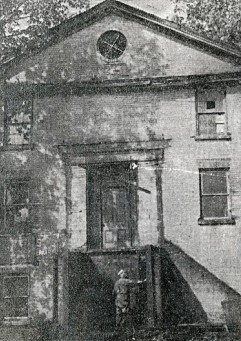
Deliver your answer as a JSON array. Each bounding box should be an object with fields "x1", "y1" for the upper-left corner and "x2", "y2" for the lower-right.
[{"x1": 97, "y1": 30, "x2": 127, "y2": 60}]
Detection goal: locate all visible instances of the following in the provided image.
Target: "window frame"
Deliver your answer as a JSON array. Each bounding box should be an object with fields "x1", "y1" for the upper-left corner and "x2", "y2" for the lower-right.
[
  {"x1": 3, "y1": 274, "x2": 29, "y2": 320},
  {"x1": 198, "y1": 168, "x2": 235, "y2": 225},
  {"x1": 0, "y1": 177, "x2": 41, "y2": 235},
  {"x1": 4, "y1": 89, "x2": 33, "y2": 148},
  {"x1": 195, "y1": 87, "x2": 231, "y2": 141}
]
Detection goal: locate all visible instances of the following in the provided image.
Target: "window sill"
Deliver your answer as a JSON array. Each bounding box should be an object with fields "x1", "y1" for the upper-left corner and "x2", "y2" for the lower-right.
[
  {"x1": 3, "y1": 317, "x2": 29, "y2": 326},
  {"x1": 194, "y1": 134, "x2": 231, "y2": 141},
  {"x1": 0, "y1": 144, "x2": 34, "y2": 152},
  {"x1": 0, "y1": 232, "x2": 35, "y2": 237},
  {"x1": 86, "y1": 247, "x2": 145, "y2": 255},
  {"x1": 198, "y1": 217, "x2": 235, "y2": 226}
]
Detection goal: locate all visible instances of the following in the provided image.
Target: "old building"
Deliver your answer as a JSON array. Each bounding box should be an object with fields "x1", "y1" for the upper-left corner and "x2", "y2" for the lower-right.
[{"x1": 0, "y1": 0, "x2": 241, "y2": 339}]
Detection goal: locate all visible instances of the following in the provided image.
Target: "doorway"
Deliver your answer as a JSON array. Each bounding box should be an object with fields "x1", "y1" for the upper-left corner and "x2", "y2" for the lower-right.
[{"x1": 86, "y1": 162, "x2": 137, "y2": 250}]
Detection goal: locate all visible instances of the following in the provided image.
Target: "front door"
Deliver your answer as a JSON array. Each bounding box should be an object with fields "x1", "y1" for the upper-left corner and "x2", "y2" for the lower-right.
[{"x1": 87, "y1": 163, "x2": 137, "y2": 250}]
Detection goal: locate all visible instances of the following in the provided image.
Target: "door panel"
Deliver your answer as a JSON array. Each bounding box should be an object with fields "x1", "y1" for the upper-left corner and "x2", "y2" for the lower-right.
[{"x1": 102, "y1": 186, "x2": 130, "y2": 249}]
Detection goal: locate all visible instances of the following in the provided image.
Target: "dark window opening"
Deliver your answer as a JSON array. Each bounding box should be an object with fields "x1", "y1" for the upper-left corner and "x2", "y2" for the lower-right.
[
  {"x1": 3, "y1": 275, "x2": 28, "y2": 318},
  {"x1": 5, "y1": 96, "x2": 33, "y2": 146},
  {"x1": 206, "y1": 101, "x2": 215, "y2": 110},
  {"x1": 0, "y1": 178, "x2": 41, "y2": 234}
]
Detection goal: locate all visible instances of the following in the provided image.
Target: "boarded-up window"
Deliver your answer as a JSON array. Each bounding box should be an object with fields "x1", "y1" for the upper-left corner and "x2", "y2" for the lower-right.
[
  {"x1": 200, "y1": 169, "x2": 230, "y2": 219},
  {"x1": 197, "y1": 89, "x2": 227, "y2": 137},
  {"x1": 4, "y1": 94, "x2": 33, "y2": 145},
  {"x1": 3, "y1": 275, "x2": 28, "y2": 318}
]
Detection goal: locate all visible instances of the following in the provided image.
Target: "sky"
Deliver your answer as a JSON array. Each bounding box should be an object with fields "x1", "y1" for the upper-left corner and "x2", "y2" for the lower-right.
[
  {"x1": 89, "y1": 0, "x2": 175, "y2": 19},
  {"x1": 17, "y1": 0, "x2": 176, "y2": 33}
]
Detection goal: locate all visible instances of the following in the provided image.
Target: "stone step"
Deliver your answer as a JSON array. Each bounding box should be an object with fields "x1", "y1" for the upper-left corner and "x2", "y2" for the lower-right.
[{"x1": 84, "y1": 330, "x2": 241, "y2": 341}]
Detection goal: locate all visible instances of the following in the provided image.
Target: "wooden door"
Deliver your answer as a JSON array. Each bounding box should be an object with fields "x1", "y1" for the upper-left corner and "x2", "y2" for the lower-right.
[{"x1": 87, "y1": 163, "x2": 137, "y2": 250}]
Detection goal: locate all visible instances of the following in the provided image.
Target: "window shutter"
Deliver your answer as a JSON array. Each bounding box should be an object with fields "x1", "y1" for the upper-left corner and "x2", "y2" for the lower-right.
[
  {"x1": 29, "y1": 178, "x2": 42, "y2": 229},
  {"x1": 0, "y1": 182, "x2": 5, "y2": 232},
  {"x1": 0, "y1": 97, "x2": 4, "y2": 147},
  {"x1": 0, "y1": 275, "x2": 4, "y2": 321}
]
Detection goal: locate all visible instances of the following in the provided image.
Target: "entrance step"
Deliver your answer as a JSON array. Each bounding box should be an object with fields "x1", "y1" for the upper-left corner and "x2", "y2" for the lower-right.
[{"x1": 84, "y1": 329, "x2": 241, "y2": 341}]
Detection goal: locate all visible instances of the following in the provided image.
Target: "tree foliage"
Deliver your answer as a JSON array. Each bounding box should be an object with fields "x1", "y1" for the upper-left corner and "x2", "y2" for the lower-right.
[
  {"x1": 0, "y1": 0, "x2": 89, "y2": 64},
  {"x1": 171, "y1": 0, "x2": 241, "y2": 49}
]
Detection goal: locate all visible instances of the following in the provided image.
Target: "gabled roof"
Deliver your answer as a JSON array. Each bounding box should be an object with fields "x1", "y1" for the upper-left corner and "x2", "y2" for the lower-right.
[{"x1": 2, "y1": 0, "x2": 241, "y2": 74}]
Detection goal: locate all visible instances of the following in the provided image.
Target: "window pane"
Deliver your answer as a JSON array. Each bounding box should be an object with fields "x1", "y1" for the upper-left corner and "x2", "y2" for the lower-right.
[
  {"x1": 4, "y1": 276, "x2": 28, "y2": 297},
  {"x1": 29, "y1": 205, "x2": 40, "y2": 225},
  {"x1": 7, "y1": 98, "x2": 31, "y2": 123},
  {"x1": 215, "y1": 114, "x2": 225, "y2": 124},
  {"x1": 202, "y1": 170, "x2": 227, "y2": 194},
  {"x1": 4, "y1": 297, "x2": 28, "y2": 317},
  {"x1": 202, "y1": 195, "x2": 228, "y2": 218},
  {"x1": 8, "y1": 124, "x2": 31, "y2": 145},
  {"x1": 197, "y1": 89, "x2": 224, "y2": 112},
  {"x1": 199, "y1": 114, "x2": 216, "y2": 135},
  {"x1": 8, "y1": 110, "x2": 31, "y2": 124},
  {"x1": 6, "y1": 97, "x2": 32, "y2": 146},
  {"x1": 102, "y1": 187, "x2": 128, "y2": 226},
  {"x1": 29, "y1": 181, "x2": 41, "y2": 203},
  {"x1": 117, "y1": 229, "x2": 127, "y2": 242},
  {"x1": 6, "y1": 181, "x2": 29, "y2": 205},
  {"x1": 6, "y1": 205, "x2": 29, "y2": 227},
  {"x1": 198, "y1": 113, "x2": 225, "y2": 135},
  {"x1": 207, "y1": 101, "x2": 215, "y2": 109},
  {"x1": 216, "y1": 123, "x2": 225, "y2": 134}
]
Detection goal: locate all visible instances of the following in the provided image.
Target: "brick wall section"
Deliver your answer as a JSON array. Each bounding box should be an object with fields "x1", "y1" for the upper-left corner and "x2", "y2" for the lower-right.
[
  {"x1": 30, "y1": 84, "x2": 241, "y2": 323},
  {"x1": 0, "y1": 117, "x2": 68, "y2": 323},
  {"x1": 0, "y1": 82, "x2": 240, "y2": 324},
  {"x1": 162, "y1": 86, "x2": 241, "y2": 295},
  {"x1": 33, "y1": 86, "x2": 241, "y2": 298}
]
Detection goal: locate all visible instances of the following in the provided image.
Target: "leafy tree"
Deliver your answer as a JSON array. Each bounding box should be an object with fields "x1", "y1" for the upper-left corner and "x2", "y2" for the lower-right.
[
  {"x1": 170, "y1": 0, "x2": 241, "y2": 48},
  {"x1": 0, "y1": 0, "x2": 89, "y2": 64}
]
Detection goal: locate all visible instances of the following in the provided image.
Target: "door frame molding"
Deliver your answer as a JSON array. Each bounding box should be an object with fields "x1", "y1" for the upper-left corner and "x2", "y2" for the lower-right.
[{"x1": 59, "y1": 139, "x2": 170, "y2": 165}]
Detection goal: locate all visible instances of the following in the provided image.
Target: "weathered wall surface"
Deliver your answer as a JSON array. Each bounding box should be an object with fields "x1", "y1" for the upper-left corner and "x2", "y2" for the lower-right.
[
  {"x1": 1, "y1": 9, "x2": 241, "y2": 331},
  {"x1": 31, "y1": 84, "x2": 241, "y2": 319},
  {"x1": 0, "y1": 110, "x2": 68, "y2": 325},
  {"x1": 1, "y1": 84, "x2": 241, "y2": 323},
  {"x1": 0, "y1": 82, "x2": 241, "y2": 325},
  {"x1": 164, "y1": 242, "x2": 241, "y2": 324},
  {"x1": 161, "y1": 86, "x2": 241, "y2": 295},
  {"x1": 5, "y1": 14, "x2": 241, "y2": 84}
]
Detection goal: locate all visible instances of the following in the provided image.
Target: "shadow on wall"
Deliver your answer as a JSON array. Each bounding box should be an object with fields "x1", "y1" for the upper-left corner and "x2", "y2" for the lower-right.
[
  {"x1": 161, "y1": 248, "x2": 208, "y2": 327},
  {"x1": 68, "y1": 248, "x2": 208, "y2": 340},
  {"x1": 68, "y1": 252, "x2": 116, "y2": 340},
  {"x1": 164, "y1": 240, "x2": 241, "y2": 328}
]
